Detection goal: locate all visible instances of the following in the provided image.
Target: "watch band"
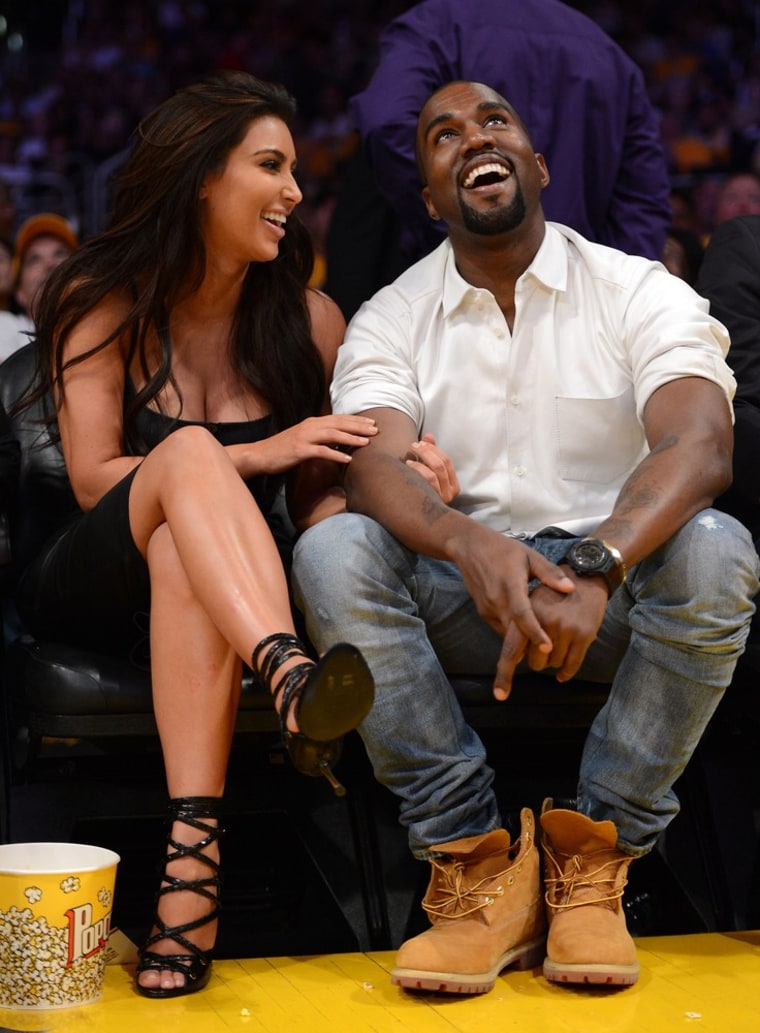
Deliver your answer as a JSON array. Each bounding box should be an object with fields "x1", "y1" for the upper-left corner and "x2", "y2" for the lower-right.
[{"x1": 597, "y1": 539, "x2": 627, "y2": 592}]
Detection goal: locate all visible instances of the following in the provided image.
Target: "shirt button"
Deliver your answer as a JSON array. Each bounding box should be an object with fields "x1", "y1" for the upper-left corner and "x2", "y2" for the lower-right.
[
  {"x1": 510, "y1": 395, "x2": 522, "y2": 406},
  {"x1": 514, "y1": 465, "x2": 526, "y2": 477}
]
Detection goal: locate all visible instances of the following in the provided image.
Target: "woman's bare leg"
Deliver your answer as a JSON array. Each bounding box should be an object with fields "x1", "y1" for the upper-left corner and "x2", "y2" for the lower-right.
[
  {"x1": 129, "y1": 426, "x2": 366, "y2": 991},
  {"x1": 129, "y1": 425, "x2": 307, "y2": 728},
  {"x1": 137, "y1": 521, "x2": 240, "y2": 992},
  {"x1": 130, "y1": 427, "x2": 305, "y2": 992}
]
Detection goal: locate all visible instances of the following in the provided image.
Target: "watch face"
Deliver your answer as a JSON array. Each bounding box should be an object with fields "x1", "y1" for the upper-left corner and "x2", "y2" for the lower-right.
[{"x1": 571, "y1": 540, "x2": 608, "y2": 571}]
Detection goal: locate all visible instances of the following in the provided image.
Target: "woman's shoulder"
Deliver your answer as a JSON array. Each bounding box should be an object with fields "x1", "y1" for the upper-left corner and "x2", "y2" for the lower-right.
[
  {"x1": 306, "y1": 286, "x2": 344, "y2": 323},
  {"x1": 305, "y1": 287, "x2": 346, "y2": 354},
  {"x1": 63, "y1": 285, "x2": 136, "y2": 362}
]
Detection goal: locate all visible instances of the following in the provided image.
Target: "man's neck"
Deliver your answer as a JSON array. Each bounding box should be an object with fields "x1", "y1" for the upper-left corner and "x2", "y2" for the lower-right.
[{"x1": 450, "y1": 221, "x2": 546, "y2": 330}]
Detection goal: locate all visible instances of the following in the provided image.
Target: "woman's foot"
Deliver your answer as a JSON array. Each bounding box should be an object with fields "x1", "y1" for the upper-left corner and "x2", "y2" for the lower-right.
[
  {"x1": 252, "y1": 634, "x2": 375, "y2": 794},
  {"x1": 135, "y1": 797, "x2": 223, "y2": 999}
]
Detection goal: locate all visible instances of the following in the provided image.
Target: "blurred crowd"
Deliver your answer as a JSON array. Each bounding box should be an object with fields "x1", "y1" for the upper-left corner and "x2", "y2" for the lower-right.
[
  {"x1": 0, "y1": 0, "x2": 411, "y2": 248},
  {"x1": 2, "y1": 0, "x2": 760, "y2": 285}
]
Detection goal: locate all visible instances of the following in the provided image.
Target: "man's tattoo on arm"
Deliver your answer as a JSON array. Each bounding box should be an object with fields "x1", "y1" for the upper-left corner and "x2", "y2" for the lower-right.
[{"x1": 604, "y1": 436, "x2": 680, "y2": 538}]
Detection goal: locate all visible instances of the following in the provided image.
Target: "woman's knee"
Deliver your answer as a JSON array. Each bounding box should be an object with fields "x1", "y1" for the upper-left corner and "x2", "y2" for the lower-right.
[
  {"x1": 137, "y1": 426, "x2": 229, "y2": 495},
  {"x1": 153, "y1": 425, "x2": 226, "y2": 470}
]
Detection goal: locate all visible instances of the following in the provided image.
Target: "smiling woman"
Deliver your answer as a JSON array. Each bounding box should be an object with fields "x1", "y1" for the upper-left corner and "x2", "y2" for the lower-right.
[
  {"x1": 9, "y1": 69, "x2": 378, "y2": 1001},
  {"x1": 199, "y1": 115, "x2": 302, "y2": 265}
]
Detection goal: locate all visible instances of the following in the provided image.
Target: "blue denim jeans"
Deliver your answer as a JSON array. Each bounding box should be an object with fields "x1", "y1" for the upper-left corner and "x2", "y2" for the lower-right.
[{"x1": 292, "y1": 509, "x2": 759, "y2": 858}]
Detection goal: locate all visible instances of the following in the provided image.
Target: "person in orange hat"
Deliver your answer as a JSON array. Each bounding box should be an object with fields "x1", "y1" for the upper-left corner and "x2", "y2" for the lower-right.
[{"x1": 0, "y1": 213, "x2": 79, "y2": 362}]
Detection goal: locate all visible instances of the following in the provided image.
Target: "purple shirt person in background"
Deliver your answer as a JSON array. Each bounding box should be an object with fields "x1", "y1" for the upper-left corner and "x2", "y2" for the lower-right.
[{"x1": 350, "y1": 0, "x2": 671, "y2": 266}]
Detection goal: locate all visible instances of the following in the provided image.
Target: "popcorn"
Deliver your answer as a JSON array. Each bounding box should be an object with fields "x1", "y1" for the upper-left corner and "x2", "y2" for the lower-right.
[
  {"x1": 0, "y1": 904, "x2": 107, "y2": 1007},
  {"x1": 0, "y1": 843, "x2": 119, "y2": 1009}
]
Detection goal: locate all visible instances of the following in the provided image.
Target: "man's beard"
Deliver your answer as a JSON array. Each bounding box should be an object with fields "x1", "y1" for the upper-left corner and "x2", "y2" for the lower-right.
[{"x1": 459, "y1": 187, "x2": 526, "y2": 236}]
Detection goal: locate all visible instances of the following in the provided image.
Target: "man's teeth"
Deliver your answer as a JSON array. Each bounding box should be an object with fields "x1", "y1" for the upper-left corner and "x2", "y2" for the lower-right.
[
  {"x1": 463, "y1": 163, "x2": 510, "y2": 188},
  {"x1": 263, "y1": 211, "x2": 286, "y2": 225}
]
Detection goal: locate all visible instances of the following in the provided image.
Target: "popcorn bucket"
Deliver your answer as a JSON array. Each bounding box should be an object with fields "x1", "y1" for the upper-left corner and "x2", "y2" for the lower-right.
[{"x1": 0, "y1": 842, "x2": 120, "y2": 1009}]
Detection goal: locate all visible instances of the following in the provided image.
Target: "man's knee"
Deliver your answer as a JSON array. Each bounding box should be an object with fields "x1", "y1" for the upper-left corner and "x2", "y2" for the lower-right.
[
  {"x1": 294, "y1": 512, "x2": 374, "y2": 576},
  {"x1": 668, "y1": 509, "x2": 759, "y2": 602},
  {"x1": 631, "y1": 509, "x2": 760, "y2": 657},
  {"x1": 292, "y1": 512, "x2": 397, "y2": 609}
]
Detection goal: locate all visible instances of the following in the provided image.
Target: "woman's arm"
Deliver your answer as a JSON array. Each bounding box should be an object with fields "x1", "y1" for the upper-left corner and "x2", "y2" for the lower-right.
[
  {"x1": 287, "y1": 289, "x2": 352, "y2": 529},
  {"x1": 56, "y1": 293, "x2": 142, "y2": 511}
]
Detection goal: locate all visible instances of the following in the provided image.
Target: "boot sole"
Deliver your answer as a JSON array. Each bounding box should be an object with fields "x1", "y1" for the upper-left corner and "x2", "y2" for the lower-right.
[
  {"x1": 543, "y1": 958, "x2": 640, "y2": 986},
  {"x1": 391, "y1": 934, "x2": 546, "y2": 994},
  {"x1": 297, "y1": 643, "x2": 374, "y2": 741}
]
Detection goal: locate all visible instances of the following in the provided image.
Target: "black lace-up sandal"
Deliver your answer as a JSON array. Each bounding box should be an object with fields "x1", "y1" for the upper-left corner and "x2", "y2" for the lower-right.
[
  {"x1": 252, "y1": 633, "x2": 374, "y2": 797},
  {"x1": 135, "y1": 796, "x2": 223, "y2": 999}
]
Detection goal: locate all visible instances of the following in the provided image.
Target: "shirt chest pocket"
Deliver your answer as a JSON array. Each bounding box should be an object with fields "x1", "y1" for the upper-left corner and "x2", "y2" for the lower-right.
[{"x1": 554, "y1": 388, "x2": 645, "y2": 484}]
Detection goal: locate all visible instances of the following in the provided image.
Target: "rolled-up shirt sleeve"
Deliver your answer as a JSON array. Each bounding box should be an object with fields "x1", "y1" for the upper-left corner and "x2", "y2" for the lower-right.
[
  {"x1": 623, "y1": 264, "x2": 735, "y2": 423},
  {"x1": 331, "y1": 286, "x2": 424, "y2": 427}
]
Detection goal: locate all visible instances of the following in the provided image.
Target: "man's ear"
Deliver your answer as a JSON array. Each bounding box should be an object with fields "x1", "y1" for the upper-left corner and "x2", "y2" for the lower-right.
[
  {"x1": 535, "y1": 153, "x2": 551, "y2": 189},
  {"x1": 422, "y1": 185, "x2": 440, "y2": 221}
]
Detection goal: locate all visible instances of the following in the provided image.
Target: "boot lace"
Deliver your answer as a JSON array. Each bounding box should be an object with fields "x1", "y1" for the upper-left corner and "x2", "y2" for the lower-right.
[
  {"x1": 543, "y1": 851, "x2": 628, "y2": 913},
  {"x1": 422, "y1": 855, "x2": 521, "y2": 920}
]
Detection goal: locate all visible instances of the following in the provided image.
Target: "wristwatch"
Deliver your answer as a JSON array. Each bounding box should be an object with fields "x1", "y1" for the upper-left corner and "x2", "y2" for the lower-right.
[{"x1": 562, "y1": 538, "x2": 627, "y2": 595}]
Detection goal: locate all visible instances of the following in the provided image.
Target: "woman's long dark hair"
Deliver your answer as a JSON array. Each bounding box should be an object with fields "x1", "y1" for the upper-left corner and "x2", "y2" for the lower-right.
[{"x1": 26, "y1": 70, "x2": 323, "y2": 446}]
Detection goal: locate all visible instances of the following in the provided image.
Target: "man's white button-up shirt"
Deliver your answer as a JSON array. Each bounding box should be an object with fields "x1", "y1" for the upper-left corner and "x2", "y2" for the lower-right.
[{"x1": 332, "y1": 223, "x2": 734, "y2": 537}]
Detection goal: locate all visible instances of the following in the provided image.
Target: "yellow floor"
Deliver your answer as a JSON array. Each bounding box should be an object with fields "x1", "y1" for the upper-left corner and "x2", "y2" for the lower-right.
[{"x1": 1, "y1": 932, "x2": 758, "y2": 1032}]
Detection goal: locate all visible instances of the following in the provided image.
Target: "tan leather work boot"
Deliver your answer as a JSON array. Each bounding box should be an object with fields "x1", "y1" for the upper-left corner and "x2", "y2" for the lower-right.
[
  {"x1": 539, "y1": 799, "x2": 640, "y2": 986},
  {"x1": 391, "y1": 808, "x2": 546, "y2": 994}
]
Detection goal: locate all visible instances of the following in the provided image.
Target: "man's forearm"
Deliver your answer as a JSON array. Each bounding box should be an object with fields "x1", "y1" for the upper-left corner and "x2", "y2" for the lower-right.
[
  {"x1": 344, "y1": 450, "x2": 473, "y2": 561},
  {"x1": 593, "y1": 435, "x2": 731, "y2": 569}
]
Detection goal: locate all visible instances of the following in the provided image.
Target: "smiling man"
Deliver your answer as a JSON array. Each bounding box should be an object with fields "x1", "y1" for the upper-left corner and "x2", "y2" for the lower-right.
[{"x1": 292, "y1": 82, "x2": 760, "y2": 993}]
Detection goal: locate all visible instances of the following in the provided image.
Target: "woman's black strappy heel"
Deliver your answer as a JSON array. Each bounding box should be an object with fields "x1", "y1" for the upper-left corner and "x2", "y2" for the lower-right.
[
  {"x1": 135, "y1": 796, "x2": 223, "y2": 999},
  {"x1": 252, "y1": 633, "x2": 374, "y2": 797}
]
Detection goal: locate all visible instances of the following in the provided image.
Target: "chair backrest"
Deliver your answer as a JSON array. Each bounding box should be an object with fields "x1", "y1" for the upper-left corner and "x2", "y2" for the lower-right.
[{"x1": 0, "y1": 343, "x2": 79, "y2": 585}]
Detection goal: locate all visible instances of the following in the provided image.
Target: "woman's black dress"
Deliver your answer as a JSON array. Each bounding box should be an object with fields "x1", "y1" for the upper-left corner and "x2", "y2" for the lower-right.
[{"x1": 16, "y1": 405, "x2": 281, "y2": 658}]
